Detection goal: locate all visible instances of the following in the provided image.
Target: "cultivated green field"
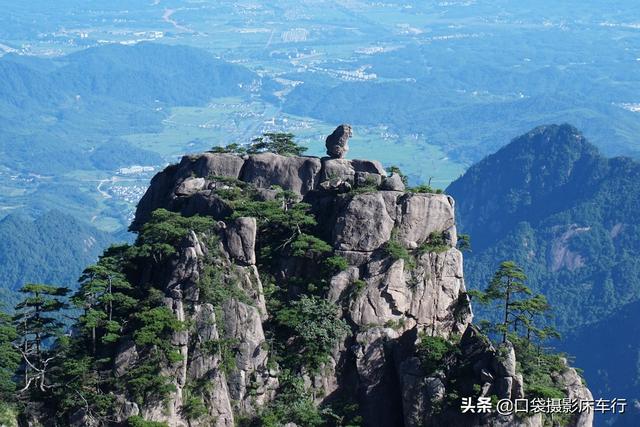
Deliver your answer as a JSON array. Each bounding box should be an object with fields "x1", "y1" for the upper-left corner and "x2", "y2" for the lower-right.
[{"x1": 123, "y1": 98, "x2": 467, "y2": 188}]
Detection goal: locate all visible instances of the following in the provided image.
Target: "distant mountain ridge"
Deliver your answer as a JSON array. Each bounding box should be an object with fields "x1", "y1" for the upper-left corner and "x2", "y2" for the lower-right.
[
  {"x1": 448, "y1": 124, "x2": 605, "y2": 250},
  {"x1": 0, "y1": 42, "x2": 260, "y2": 176},
  {"x1": 447, "y1": 124, "x2": 640, "y2": 424},
  {"x1": 0, "y1": 42, "x2": 256, "y2": 114}
]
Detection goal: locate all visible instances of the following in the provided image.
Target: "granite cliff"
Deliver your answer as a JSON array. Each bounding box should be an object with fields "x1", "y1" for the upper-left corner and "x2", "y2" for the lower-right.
[{"x1": 89, "y1": 128, "x2": 591, "y2": 427}]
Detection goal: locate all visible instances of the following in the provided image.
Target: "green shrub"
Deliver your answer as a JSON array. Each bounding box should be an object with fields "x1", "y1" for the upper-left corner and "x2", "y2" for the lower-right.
[
  {"x1": 203, "y1": 337, "x2": 239, "y2": 374},
  {"x1": 384, "y1": 318, "x2": 407, "y2": 330},
  {"x1": 124, "y1": 355, "x2": 176, "y2": 405},
  {"x1": 457, "y1": 234, "x2": 471, "y2": 252},
  {"x1": 209, "y1": 142, "x2": 247, "y2": 155},
  {"x1": 526, "y1": 384, "x2": 565, "y2": 399},
  {"x1": 291, "y1": 233, "x2": 332, "y2": 258},
  {"x1": 416, "y1": 334, "x2": 457, "y2": 375},
  {"x1": 511, "y1": 336, "x2": 569, "y2": 425},
  {"x1": 197, "y1": 261, "x2": 252, "y2": 307},
  {"x1": 247, "y1": 133, "x2": 307, "y2": 156},
  {"x1": 325, "y1": 255, "x2": 349, "y2": 273},
  {"x1": 133, "y1": 306, "x2": 184, "y2": 350},
  {"x1": 383, "y1": 237, "x2": 415, "y2": 269},
  {"x1": 350, "y1": 177, "x2": 379, "y2": 194},
  {"x1": 254, "y1": 372, "x2": 324, "y2": 427},
  {"x1": 181, "y1": 394, "x2": 208, "y2": 420},
  {"x1": 417, "y1": 231, "x2": 449, "y2": 254},
  {"x1": 133, "y1": 209, "x2": 214, "y2": 262},
  {"x1": 275, "y1": 295, "x2": 350, "y2": 372},
  {"x1": 352, "y1": 279, "x2": 367, "y2": 297},
  {"x1": 0, "y1": 403, "x2": 17, "y2": 427},
  {"x1": 409, "y1": 184, "x2": 443, "y2": 194},
  {"x1": 386, "y1": 165, "x2": 409, "y2": 185},
  {"x1": 0, "y1": 312, "x2": 19, "y2": 403}
]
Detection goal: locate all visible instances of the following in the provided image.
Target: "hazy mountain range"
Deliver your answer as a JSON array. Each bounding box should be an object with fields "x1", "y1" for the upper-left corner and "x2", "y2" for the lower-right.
[{"x1": 1, "y1": 2, "x2": 640, "y2": 424}]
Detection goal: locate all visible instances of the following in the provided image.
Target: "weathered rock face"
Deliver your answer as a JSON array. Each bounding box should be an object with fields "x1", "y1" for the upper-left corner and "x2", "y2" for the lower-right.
[
  {"x1": 240, "y1": 152, "x2": 322, "y2": 196},
  {"x1": 333, "y1": 193, "x2": 395, "y2": 251},
  {"x1": 111, "y1": 225, "x2": 277, "y2": 426},
  {"x1": 122, "y1": 147, "x2": 592, "y2": 427},
  {"x1": 325, "y1": 124, "x2": 353, "y2": 158},
  {"x1": 223, "y1": 217, "x2": 257, "y2": 266},
  {"x1": 133, "y1": 151, "x2": 389, "y2": 229},
  {"x1": 554, "y1": 361, "x2": 594, "y2": 427},
  {"x1": 381, "y1": 172, "x2": 406, "y2": 192}
]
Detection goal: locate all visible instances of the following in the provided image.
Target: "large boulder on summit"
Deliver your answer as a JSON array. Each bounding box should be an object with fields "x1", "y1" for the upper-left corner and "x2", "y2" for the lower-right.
[{"x1": 325, "y1": 124, "x2": 352, "y2": 158}]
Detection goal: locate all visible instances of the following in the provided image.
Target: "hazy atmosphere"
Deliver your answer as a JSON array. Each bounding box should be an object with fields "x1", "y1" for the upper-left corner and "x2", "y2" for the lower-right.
[{"x1": 1, "y1": 1, "x2": 639, "y2": 426}]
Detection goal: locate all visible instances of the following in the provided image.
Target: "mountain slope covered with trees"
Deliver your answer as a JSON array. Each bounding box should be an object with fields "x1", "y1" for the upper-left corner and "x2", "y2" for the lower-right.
[
  {"x1": 447, "y1": 124, "x2": 640, "y2": 424},
  {"x1": 0, "y1": 211, "x2": 114, "y2": 307}
]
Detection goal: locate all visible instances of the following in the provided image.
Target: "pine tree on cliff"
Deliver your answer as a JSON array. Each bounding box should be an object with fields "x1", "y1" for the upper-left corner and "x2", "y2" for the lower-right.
[
  {"x1": 249, "y1": 132, "x2": 307, "y2": 156},
  {"x1": 471, "y1": 260, "x2": 559, "y2": 345},
  {"x1": 471, "y1": 261, "x2": 530, "y2": 342},
  {"x1": 211, "y1": 132, "x2": 308, "y2": 156},
  {"x1": 73, "y1": 245, "x2": 136, "y2": 355},
  {"x1": 12, "y1": 284, "x2": 69, "y2": 392},
  {"x1": 510, "y1": 293, "x2": 558, "y2": 343}
]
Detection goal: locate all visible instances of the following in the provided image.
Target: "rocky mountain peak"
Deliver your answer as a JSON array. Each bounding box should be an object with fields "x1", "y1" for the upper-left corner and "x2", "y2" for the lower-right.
[
  {"x1": 103, "y1": 127, "x2": 594, "y2": 427},
  {"x1": 446, "y1": 124, "x2": 605, "y2": 250}
]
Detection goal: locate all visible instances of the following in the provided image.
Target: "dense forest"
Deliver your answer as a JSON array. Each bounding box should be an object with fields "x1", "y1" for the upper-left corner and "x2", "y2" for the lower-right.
[{"x1": 0, "y1": 211, "x2": 114, "y2": 307}]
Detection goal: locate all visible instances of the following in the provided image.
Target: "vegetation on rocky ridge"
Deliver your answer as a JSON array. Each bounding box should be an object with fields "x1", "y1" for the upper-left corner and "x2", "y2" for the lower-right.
[{"x1": 0, "y1": 141, "x2": 588, "y2": 426}]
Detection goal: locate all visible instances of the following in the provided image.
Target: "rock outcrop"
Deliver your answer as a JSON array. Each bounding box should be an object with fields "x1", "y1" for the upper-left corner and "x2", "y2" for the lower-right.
[
  {"x1": 106, "y1": 227, "x2": 277, "y2": 427},
  {"x1": 118, "y1": 138, "x2": 592, "y2": 426},
  {"x1": 325, "y1": 124, "x2": 353, "y2": 158}
]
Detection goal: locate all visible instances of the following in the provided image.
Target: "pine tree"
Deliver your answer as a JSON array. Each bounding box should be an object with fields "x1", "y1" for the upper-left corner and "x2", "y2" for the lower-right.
[
  {"x1": 134, "y1": 209, "x2": 214, "y2": 264},
  {"x1": 471, "y1": 261, "x2": 562, "y2": 347},
  {"x1": 13, "y1": 284, "x2": 69, "y2": 392},
  {"x1": 510, "y1": 294, "x2": 558, "y2": 343},
  {"x1": 73, "y1": 246, "x2": 136, "y2": 355},
  {"x1": 248, "y1": 132, "x2": 308, "y2": 156},
  {"x1": 470, "y1": 261, "x2": 531, "y2": 343}
]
